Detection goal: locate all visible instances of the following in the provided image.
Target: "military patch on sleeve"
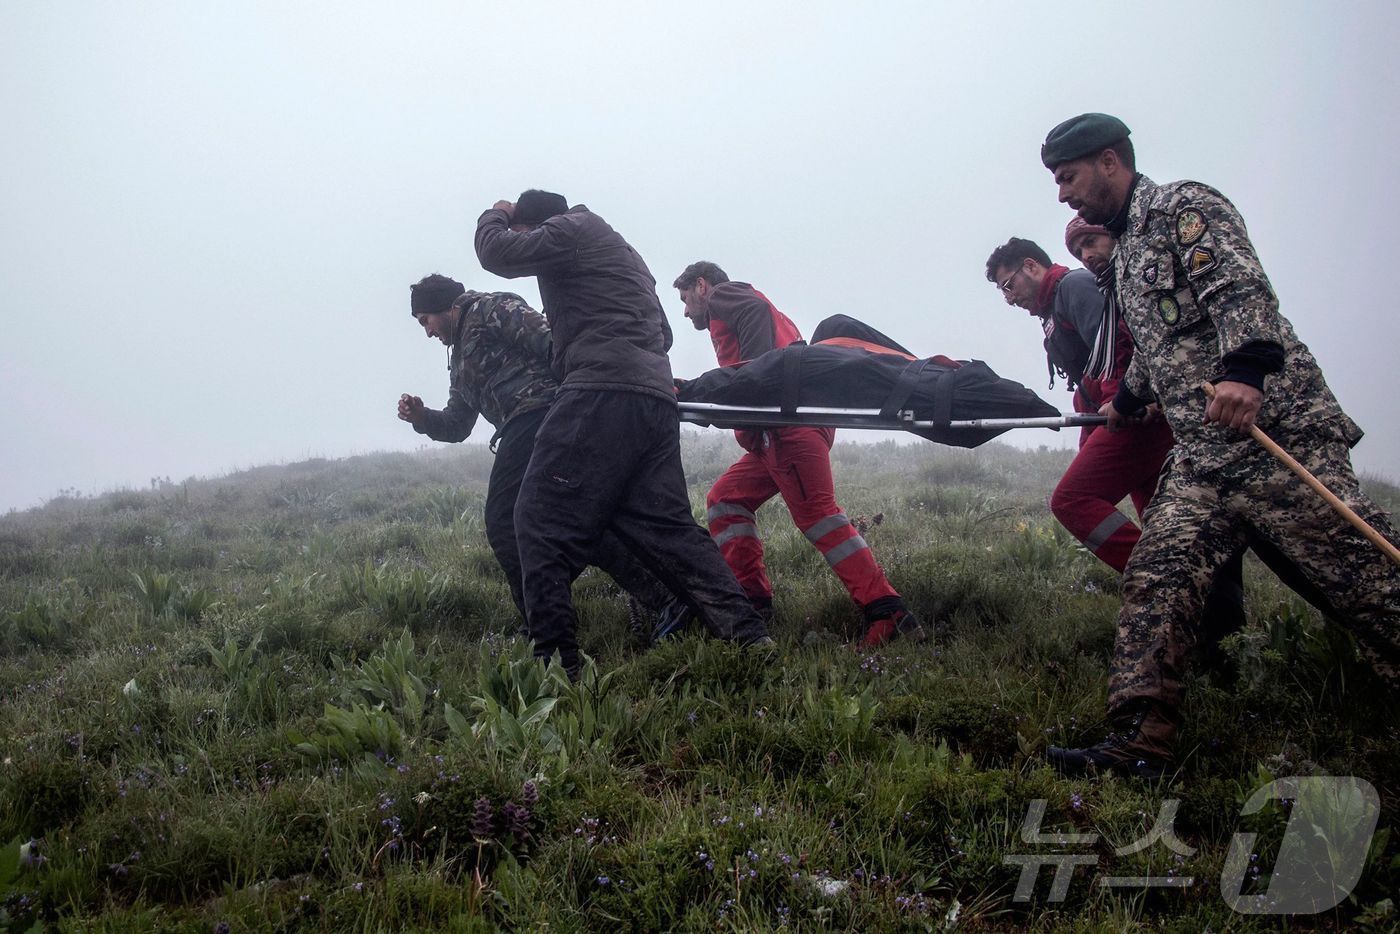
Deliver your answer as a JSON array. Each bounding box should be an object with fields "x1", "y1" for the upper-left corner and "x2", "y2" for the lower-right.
[
  {"x1": 1176, "y1": 209, "x2": 1207, "y2": 245},
  {"x1": 1142, "y1": 263, "x2": 1158, "y2": 285},
  {"x1": 1186, "y1": 245, "x2": 1218, "y2": 278},
  {"x1": 1157, "y1": 295, "x2": 1180, "y2": 325}
]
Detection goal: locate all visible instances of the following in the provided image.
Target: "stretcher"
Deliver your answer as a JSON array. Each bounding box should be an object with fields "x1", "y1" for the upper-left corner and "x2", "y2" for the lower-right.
[
  {"x1": 677, "y1": 402, "x2": 1106, "y2": 434},
  {"x1": 672, "y1": 318, "x2": 1103, "y2": 446}
]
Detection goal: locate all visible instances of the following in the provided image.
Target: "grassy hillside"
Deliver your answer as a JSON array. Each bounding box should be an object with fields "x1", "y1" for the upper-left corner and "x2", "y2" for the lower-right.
[{"x1": 1, "y1": 433, "x2": 1397, "y2": 931}]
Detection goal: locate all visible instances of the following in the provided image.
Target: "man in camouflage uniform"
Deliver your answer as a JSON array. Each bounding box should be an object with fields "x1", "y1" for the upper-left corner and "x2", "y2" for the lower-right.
[
  {"x1": 398, "y1": 273, "x2": 684, "y2": 630},
  {"x1": 1039, "y1": 113, "x2": 1400, "y2": 778}
]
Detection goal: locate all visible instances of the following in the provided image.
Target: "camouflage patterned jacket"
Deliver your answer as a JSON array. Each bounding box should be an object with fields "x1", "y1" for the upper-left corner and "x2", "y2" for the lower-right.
[
  {"x1": 1114, "y1": 176, "x2": 1361, "y2": 471},
  {"x1": 412, "y1": 291, "x2": 558, "y2": 442}
]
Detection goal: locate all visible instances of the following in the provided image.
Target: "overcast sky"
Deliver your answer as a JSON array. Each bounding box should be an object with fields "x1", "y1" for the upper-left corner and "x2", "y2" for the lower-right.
[{"x1": 3, "y1": 1, "x2": 1397, "y2": 512}]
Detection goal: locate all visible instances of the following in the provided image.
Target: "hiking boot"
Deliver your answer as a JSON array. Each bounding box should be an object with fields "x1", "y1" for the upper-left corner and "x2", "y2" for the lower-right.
[
  {"x1": 1046, "y1": 702, "x2": 1179, "y2": 781},
  {"x1": 861, "y1": 609, "x2": 928, "y2": 648}
]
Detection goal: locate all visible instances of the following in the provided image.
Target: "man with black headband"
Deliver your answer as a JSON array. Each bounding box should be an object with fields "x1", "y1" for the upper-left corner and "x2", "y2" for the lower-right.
[
  {"x1": 399, "y1": 273, "x2": 688, "y2": 636},
  {"x1": 1039, "y1": 113, "x2": 1400, "y2": 779},
  {"x1": 475, "y1": 192, "x2": 773, "y2": 676}
]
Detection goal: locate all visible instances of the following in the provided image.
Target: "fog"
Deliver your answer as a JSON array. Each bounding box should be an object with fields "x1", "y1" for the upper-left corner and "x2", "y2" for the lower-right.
[{"x1": 4, "y1": 1, "x2": 1397, "y2": 511}]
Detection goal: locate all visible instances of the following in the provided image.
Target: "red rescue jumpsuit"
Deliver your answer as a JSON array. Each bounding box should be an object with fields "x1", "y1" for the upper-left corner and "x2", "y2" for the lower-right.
[
  {"x1": 700, "y1": 282, "x2": 904, "y2": 618},
  {"x1": 1038, "y1": 270, "x2": 1174, "y2": 573}
]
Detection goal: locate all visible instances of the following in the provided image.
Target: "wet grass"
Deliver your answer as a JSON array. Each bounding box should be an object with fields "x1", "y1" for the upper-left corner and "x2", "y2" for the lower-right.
[{"x1": 0, "y1": 436, "x2": 1396, "y2": 931}]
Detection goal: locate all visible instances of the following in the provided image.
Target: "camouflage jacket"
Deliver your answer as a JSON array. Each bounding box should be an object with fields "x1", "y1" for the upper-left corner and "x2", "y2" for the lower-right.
[
  {"x1": 413, "y1": 291, "x2": 558, "y2": 442},
  {"x1": 1114, "y1": 176, "x2": 1361, "y2": 472}
]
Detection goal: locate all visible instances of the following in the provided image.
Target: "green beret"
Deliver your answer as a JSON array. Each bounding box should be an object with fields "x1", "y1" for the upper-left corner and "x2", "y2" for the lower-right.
[{"x1": 1041, "y1": 113, "x2": 1131, "y2": 169}]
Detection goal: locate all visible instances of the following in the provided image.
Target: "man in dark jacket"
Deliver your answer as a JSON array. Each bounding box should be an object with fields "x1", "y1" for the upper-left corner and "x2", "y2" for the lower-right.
[
  {"x1": 475, "y1": 191, "x2": 772, "y2": 675},
  {"x1": 674, "y1": 261, "x2": 926, "y2": 647},
  {"x1": 398, "y1": 273, "x2": 687, "y2": 635}
]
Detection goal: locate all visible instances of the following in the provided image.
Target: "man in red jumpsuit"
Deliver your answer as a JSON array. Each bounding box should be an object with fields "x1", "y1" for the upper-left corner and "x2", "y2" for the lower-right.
[
  {"x1": 673, "y1": 261, "x2": 926, "y2": 647},
  {"x1": 985, "y1": 229, "x2": 1175, "y2": 572},
  {"x1": 987, "y1": 226, "x2": 1249, "y2": 649}
]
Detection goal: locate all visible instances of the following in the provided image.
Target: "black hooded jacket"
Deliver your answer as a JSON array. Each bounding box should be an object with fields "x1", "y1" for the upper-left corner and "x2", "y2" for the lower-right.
[{"x1": 475, "y1": 205, "x2": 676, "y2": 402}]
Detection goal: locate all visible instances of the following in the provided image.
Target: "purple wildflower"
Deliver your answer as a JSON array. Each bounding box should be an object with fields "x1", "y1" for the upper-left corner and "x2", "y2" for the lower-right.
[
  {"x1": 503, "y1": 802, "x2": 533, "y2": 844},
  {"x1": 471, "y1": 796, "x2": 494, "y2": 840}
]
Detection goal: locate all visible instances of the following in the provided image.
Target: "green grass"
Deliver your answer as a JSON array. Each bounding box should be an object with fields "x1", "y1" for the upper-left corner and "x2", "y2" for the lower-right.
[{"x1": 0, "y1": 437, "x2": 1396, "y2": 930}]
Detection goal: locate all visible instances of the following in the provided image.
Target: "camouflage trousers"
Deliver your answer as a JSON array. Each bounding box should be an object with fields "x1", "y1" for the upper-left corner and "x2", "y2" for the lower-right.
[{"x1": 1109, "y1": 427, "x2": 1400, "y2": 717}]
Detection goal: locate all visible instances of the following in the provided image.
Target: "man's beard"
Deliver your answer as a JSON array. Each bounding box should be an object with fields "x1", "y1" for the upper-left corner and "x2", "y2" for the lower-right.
[{"x1": 1077, "y1": 177, "x2": 1119, "y2": 225}]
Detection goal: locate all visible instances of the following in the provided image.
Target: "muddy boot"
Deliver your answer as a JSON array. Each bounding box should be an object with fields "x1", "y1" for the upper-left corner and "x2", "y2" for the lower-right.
[{"x1": 1046, "y1": 701, "x2": 1179, "y2": 780}]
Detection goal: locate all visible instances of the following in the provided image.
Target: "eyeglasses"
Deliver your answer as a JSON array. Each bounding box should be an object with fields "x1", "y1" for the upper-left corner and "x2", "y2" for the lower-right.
[{"x1": 997, "y1": 264, "x2": 1024, "y2": 295}]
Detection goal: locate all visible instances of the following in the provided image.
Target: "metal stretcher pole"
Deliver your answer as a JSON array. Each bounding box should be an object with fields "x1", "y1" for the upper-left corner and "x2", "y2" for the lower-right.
[{"x1": 676, "y1": 401, "x2": 1105, "y2": 431}]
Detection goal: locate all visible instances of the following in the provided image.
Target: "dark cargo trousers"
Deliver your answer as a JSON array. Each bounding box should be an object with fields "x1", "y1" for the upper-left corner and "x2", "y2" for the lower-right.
[
  {"x1": 484, "y1": 405, "x2": 681, "y2": 626},
  {"x1": 1110, "y1": 427, "x2": 1400, "y2": 718},
  {"x1": 514, "y1": 389, "x2": 770, "y2": 672}
]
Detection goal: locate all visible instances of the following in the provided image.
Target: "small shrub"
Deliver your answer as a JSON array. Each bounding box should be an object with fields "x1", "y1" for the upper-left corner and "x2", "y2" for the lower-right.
[
  {"x1": 339, "y1": 560, "x2": 449, "y2": 630},
  {"x1": 131, "y1": 569, "x2": 177, "y2": 616},
  {"x1": 418, "y1": 487, "x2": 478, "y2": 527},
  {"x1": 997, "y1": 520, "x2": 1087, "y2": 575},
  {"x1": 289, "y1": 702, "x2": 407, "y2": 770},
  {"x1": 1, "y1": 597, "x2": 87, "y2": 652},
  {"x1": 170, "y1": 586, "x2": 218, "y2": 621},
  {"x1": 127, "y1": 816, "x2": 240, "y2": 899},
  {"x1": 335, "y1": 630, "x2": 436, "y2": 729},
  {"x1": 207, "y1": 630, "x2": 263, "y2": 680}
]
